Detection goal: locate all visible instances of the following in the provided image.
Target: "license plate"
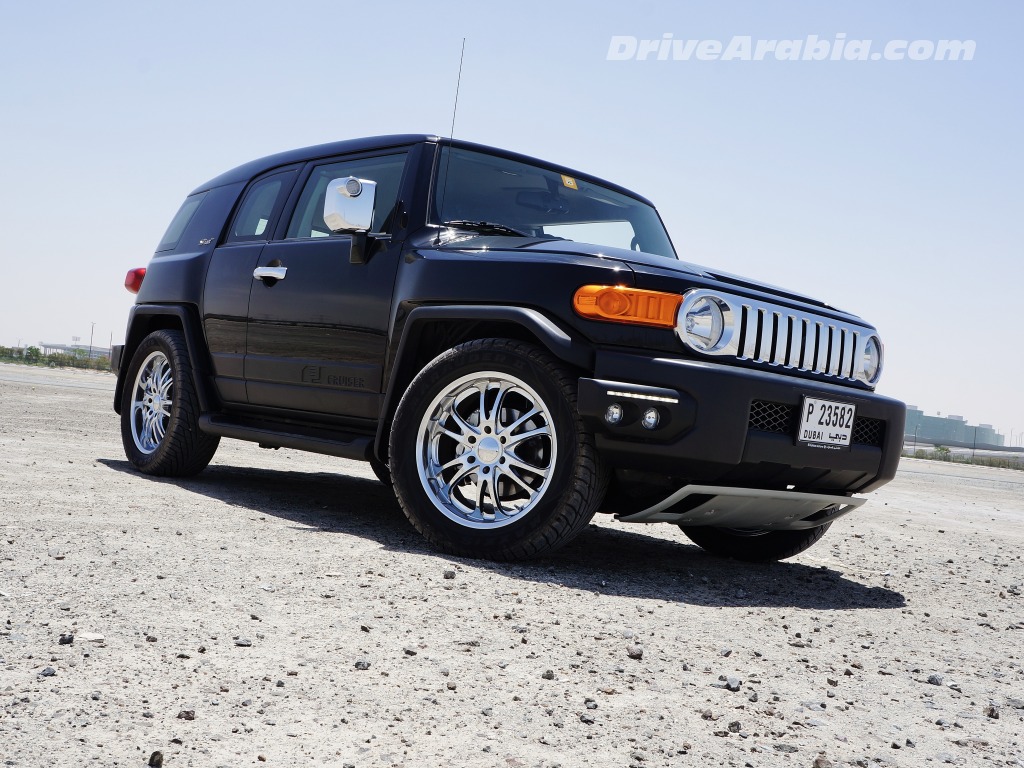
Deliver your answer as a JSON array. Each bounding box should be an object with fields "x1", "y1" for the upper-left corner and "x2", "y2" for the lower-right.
[{"x1": 797, "y1": 397, "x2": 856, "y2": 450}]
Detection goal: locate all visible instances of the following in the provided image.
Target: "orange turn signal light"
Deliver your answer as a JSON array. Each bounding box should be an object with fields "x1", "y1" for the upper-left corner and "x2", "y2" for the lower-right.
[{"x1": 573, "y1": 285, "x2": 682, "y2": 328}]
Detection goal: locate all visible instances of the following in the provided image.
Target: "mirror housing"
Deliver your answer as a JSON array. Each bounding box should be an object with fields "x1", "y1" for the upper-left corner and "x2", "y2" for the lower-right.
[{"x1": 324, "y1": 177, "x2": 377, "y2": 234}]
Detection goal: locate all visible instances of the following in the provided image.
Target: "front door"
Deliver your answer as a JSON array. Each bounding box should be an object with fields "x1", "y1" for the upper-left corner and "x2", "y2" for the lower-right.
[
  {"x1": 204, "y1": 169, "x2": 297, "y2": 405},
  {"x1": 244, "y1": 151, "x2": 411, "y2": 422}
]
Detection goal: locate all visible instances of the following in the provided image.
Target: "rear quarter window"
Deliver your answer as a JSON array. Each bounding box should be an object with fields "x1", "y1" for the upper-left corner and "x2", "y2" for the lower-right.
[{"x1": 156, "y1": 192, "x2": 208, "y2": 252}]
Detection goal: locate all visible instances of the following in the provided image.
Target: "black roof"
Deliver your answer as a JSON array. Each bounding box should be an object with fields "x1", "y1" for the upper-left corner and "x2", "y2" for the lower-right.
[
  {"x1": 191, "y1": 133, "x2": 654, "y2": 206},
  {"x1": 191, "y1": 134, "x2": 438, "y2": 193}
]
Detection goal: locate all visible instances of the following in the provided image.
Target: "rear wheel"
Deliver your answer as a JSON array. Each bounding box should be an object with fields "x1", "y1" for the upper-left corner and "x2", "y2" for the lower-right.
[
  {"x1": 680, "y1": 523, "x2": 832, "y2": 562},
  {"x1": 389, "y1": 339, "x2": 605, "y2": 560},
  {"x1": 120, "y1": 329, "x2": 219, "y2": 477}
]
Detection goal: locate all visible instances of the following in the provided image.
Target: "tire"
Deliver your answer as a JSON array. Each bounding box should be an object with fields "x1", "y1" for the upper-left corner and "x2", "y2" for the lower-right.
[
  {"x1": 680, "y1": 522, "x2": 832, "y2": 562},
  {"x1": 120, "y1": 329, "x2": 219, "y2": 477},
  {"x1": 389, "y1": 339, "x2": 606, "y2": 561}
]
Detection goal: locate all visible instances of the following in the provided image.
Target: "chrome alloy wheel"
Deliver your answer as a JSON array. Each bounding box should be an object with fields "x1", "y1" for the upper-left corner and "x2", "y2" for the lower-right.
[
  {"x1": 416, "y1": 372, "x2": 558, "y2": 529},
  {"x1": 129, "y1": 350, "x2": 173, "y2": 455}
]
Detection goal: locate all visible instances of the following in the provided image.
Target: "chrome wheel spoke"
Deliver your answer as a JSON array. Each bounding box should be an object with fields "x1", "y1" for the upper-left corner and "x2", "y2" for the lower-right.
[
  {"x1": 504, "y1": 453, "x2": 549, "y2": 480},
  {"x1": 475, "y1": 475, "x2": 490, "y2": 513},
  {"x1": 436, "y1": 424, "x2": 465, "y2": 443},
  {"x1": 479, "y1": 379, "x2": 515, "y2": 427},
  {"x1": 477, "y1": 383, "x2": 489, "y2": 427},
  {"x1": 493, "y1": 465, "x2": 530, "y2": 495},
  {"x1": 440, "y1": 462, "x2": 476, "y2": 494},
  {"x1": 504, "y1": 425, "x2": 550, "y2": 448},
  {"x1": 498, "y1": 406, "x2": 541, "y2": 437},
  {"x1": 439, "y1": 455, "x2": 468, "y2": 473},
  {"x1": 448, "y1": 406, "x2": 480, "y2": 438},
  {"x1": 157, "y1": 370, "x2": 172, "y2": 398}
]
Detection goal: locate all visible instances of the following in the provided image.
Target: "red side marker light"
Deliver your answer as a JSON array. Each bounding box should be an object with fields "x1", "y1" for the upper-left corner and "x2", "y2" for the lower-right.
[{"x1": 124, "y1": 267, "x2": 147, "y2": 294}]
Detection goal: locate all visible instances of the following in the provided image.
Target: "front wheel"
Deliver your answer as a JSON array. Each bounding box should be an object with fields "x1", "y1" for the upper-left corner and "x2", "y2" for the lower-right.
[
  {"x1": 680, "y1": 523, "x2": 832, "y2": 562},
  {"x1": 389, "y1": 339, "x2": 606, "y2": 561},
  {"x1": 120, "y1": 329, "x2": 219, "y2": 477}
]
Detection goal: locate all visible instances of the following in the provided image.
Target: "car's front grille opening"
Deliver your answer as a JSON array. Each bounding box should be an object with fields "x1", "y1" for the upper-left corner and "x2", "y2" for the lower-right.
[
  {"x1": 737, "y1": 305, "x2": 862, "y2": 382},
  {"x1": 851, "y1": 416, "x2": 885, "y2": 447},
  {"x1": 748, "y1": 400, "x2": 798, "y2": 435},
  {"x1": 748, "y1": 400, "x2": 886, "y2": 447}
]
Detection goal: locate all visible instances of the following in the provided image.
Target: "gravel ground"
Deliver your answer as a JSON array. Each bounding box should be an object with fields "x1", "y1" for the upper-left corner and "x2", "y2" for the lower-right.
[{"x1": 1, "y1": 363, "x2": 1023, "y2": 767}]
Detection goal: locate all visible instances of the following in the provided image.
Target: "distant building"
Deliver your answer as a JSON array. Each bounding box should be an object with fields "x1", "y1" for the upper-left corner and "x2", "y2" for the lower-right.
[
  {"x1": 905, "y1": 406, "x2": 1005, "y2": 447},
  {"x1": 40, "y1": 343, "x2": 111, "y2": 361}
]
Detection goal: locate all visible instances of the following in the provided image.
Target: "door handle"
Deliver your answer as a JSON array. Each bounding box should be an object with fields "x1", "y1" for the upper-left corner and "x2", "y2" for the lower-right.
[{"x1": 253, "y1": 266, "x2": 287, "y2": 283}]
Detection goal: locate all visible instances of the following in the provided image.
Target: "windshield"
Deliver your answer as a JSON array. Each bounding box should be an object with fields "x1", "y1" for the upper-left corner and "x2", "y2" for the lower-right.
[{"x1": 431, "y1": 147, "x2": 677, "y2": 259}]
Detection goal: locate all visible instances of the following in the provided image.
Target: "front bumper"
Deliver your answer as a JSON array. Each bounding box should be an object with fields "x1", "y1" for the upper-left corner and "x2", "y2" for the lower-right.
[{"x1": 578, "y1": 350, "x2": 906, "y2": 495}]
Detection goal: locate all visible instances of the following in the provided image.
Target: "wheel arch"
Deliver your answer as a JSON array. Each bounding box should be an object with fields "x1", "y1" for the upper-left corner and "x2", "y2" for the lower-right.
[
  {"x1": 373, "y1": 305, "x2": 594, "y2": 463},
  {"x1": 114, "y1": 305, "x2": 217, "y2": 415}
]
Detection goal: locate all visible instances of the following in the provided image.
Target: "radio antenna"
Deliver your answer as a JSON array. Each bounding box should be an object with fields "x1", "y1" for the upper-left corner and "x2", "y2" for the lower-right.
[
  {"x1": 450, "y1": 38, "x2": 466, "y2": 140},
  {"x1": 436, "y1": 38, "x2": 465, "y2": 245}
]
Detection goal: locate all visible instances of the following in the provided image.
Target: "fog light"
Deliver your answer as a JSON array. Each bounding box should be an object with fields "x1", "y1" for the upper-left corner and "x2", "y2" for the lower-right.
[
  {"x1": 641, "y1": 408, "x2": 660, "y2": 430},
  {"x1": 604, "y1": 403, "x2": 624, "y2": 425}
]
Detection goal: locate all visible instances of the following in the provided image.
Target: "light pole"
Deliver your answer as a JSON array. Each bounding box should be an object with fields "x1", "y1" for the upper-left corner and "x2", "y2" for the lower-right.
[
  {"x1": 914, "y1": 424, "x2": 920, "y2": 454},
  {"x1": 89, "y1": 322, "x2": 95, "y2": 361}
]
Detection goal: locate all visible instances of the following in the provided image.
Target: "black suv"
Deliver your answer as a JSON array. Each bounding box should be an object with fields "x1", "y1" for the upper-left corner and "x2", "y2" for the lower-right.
[{"x1": 111, "y1": 134, "x2": 905, "y2": 562}]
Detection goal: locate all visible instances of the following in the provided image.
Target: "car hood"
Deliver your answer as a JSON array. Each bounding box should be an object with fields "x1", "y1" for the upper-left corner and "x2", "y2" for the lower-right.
[{"x1": 449, "y1": 236, "x2": 839, "y2": 312}]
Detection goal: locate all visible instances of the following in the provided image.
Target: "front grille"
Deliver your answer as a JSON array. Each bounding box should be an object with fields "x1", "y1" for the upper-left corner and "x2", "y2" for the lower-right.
[
  {"x1": 749, "y1": 400, "x2": 886, "y2": 447},
  {"x1": 737, "y1": 304, "x2": 864, "y2": 382}
]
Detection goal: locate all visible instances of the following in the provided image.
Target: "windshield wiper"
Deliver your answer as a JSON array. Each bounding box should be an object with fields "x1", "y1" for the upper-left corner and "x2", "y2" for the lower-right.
[{"x1": 441, "y1": 220, "x2": 529, "y2": 237}]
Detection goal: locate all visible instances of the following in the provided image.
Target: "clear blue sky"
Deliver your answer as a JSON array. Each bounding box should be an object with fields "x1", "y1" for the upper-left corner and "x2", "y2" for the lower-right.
[{"x1": 2, "y1": 1, "x2": 1021, "y2": 441}]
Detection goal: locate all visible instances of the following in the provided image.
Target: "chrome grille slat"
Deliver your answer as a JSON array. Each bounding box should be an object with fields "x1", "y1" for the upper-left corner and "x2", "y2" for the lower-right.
[
  {"x1": 842, "y1": 330, "x2": 856, "y2": 379},
  {"x1": 826, "y1": 326, "x2": 842, "y2": 376},
  {"x1": 741, "y1": 305, "x2": 757, "y2": 359},
  {"x1": 756, "y1": 308, "x2": 770, "y2": 362},
  {"x1": 813, "y1": 323, "x2": 826, "y2": 373},
  {"x1": 771, "y1": 313, "x2": 789, "y2": 366},
  {"x1": 788, "y1": 317, "x2": 804, "y2": 368}
]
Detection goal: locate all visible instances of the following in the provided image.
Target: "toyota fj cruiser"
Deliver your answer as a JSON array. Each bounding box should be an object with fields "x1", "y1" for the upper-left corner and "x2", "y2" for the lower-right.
[{"x1": 111, "y1": 134, "x2": 905, "y2": 562}]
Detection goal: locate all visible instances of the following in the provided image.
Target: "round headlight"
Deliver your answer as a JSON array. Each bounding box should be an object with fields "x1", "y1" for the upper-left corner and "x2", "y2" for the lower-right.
[
  {"x1": 682, "y1": 296, "x2": 725, "y2": 351},
  {"x1": 860, "y1": 335, "x2": 882, "y2": 385}
]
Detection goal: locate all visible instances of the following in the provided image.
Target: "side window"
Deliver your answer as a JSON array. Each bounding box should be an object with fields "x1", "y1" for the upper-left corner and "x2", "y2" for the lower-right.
[
  {"x1": 156, "y1": 192, "x2": 207, "y2": 252},
  {"x1": 227, "y1": 171, "x2": 294, "y2": 243},
  {"x1": 286, "y1": 153, "x2": 408, "y2": 239}
]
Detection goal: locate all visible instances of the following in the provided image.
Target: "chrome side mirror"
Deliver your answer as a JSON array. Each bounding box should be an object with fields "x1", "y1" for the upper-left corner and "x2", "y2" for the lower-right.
[{"x1": 323, "y1": 177, "x2": 377, "y2": 233}]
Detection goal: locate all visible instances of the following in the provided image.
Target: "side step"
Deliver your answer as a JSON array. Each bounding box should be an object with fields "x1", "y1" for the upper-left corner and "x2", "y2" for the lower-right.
[{"x1": 199, "y1": 415, "x2": 373, "y2": 462}]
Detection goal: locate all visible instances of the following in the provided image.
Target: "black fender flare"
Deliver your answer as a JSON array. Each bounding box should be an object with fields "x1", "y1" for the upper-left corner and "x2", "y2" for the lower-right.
[
  {"x1": 373, "y1": 304, "x2": 593, "y2": 461},
  {"x1": 113, "y1": 304, "x2": 218, "y2": 415}
]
